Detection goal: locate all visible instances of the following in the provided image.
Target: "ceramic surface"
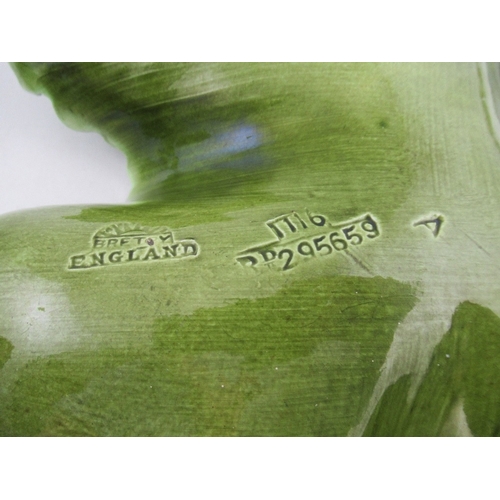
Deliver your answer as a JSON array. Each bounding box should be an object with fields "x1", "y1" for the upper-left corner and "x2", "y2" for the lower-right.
[{"x1": 1, "y1": 63, "x2": 500, "y2": 436}]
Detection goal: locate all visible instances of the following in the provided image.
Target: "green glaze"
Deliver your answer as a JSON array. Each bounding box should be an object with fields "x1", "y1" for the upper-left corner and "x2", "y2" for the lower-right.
[
  {"x1": 0, "y1": 276, "x2": 414, "y2": 436},
  {"x1": 0, "y1": 337, "x2": 13, "y2": 370},
  {"x1": 2, "y1": 63, "x2": 500, "y2": 436},
  {"x1": 364, "y1": 302, "x2": 500, "y2": 436}
]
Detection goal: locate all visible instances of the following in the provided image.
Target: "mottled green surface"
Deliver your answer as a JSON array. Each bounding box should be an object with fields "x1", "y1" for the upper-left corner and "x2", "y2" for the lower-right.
[
  {"x1": 2, "y1": 63, "x2": 500, "y2": 435},
  {"x1": 0, "y1": 337, "x2": 13, "y2": 370},
  {"x1": 364, "y1": 301, "x2": 500, "y2": 436},
  {"x1": 0, "y1": 276, "x2": 414, "y2": 436},
  {"x1": 12, "y1": 63, "x2": 412, "y2": 209}
]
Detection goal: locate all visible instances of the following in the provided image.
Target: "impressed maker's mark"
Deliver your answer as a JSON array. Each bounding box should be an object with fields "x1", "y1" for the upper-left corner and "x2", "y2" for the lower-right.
[
  {"x1": 236, "y1": 210, "x2": 380, "y2": 271},
  {"x1": 68, "y1": 223, "x2": 199, "y2": 270}
]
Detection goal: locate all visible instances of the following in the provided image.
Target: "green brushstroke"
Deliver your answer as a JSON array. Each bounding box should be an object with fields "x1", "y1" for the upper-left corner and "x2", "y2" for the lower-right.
[
  {"x1": 0, "y1": 337, "x2": 13, "y2": 370},
  {"x1": 11, "y1": 63, "x2": 414, "y2": 220},
  {"x1": 0, "y1": 276, "x2": 415, "y2": 436},
  {"x1": 364, "y1": 301, "x2": 500, "y2": 437}
]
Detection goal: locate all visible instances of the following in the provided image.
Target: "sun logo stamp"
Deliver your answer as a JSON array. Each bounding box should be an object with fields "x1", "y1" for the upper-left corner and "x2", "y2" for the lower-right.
[{"x1": 68, "y1": 223, "x2": 199, "y2": 270}]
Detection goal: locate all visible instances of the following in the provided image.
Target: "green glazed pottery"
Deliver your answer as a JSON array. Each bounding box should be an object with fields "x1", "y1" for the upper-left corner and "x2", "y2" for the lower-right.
[{"x1": 1, "y1": 62, "x2": 500, "y2": 436}]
